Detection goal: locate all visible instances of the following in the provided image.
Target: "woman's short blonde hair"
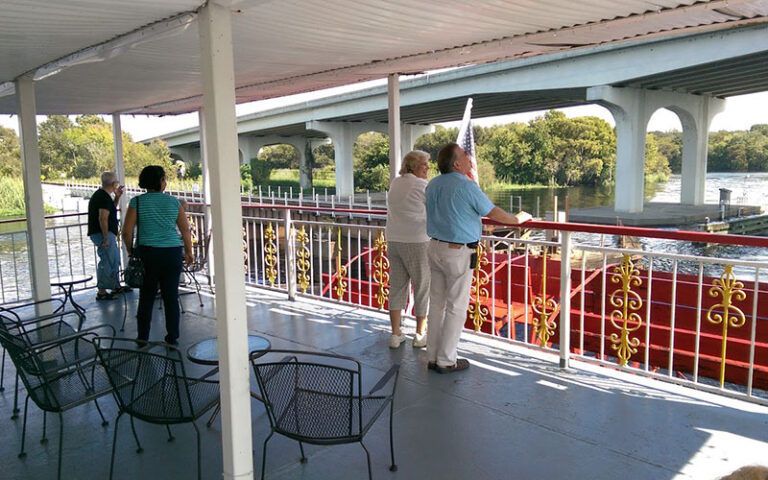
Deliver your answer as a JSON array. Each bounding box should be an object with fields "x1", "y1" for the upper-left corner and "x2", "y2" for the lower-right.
[{"x1": 399, "y1": 150, "x2": 430, "y2": 176}]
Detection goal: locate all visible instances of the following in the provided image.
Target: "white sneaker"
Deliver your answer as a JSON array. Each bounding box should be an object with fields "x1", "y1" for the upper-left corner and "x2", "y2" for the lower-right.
[
  {"x1": 389, "y1": 333, "x2": 407, "y2": 349},
  {"x1": 412, "y1": 333, "x2": 427, "y2": 348}
]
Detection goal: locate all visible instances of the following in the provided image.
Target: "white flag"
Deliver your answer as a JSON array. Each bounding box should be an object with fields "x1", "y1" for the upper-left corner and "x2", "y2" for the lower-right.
[{"x1": 456, "y1": 98, "x2": 478, "y2": 184}]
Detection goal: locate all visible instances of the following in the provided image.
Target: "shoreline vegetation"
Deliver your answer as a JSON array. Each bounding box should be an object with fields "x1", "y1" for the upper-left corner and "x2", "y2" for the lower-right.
[{"x1": 2, "y1": 111, "x2": 768, "y2": 218}]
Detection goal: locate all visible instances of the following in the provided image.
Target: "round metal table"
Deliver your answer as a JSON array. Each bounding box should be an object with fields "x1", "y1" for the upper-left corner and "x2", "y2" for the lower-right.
[
  {"x1": 50, "y1": 275, "x2": 92, "y2": 317},
  {"x1": 186, "y1": 334, "x2": 271, "y2": 427},
  {"x1": 187, "y1": 334, "x2": 271, "y2": 365}
]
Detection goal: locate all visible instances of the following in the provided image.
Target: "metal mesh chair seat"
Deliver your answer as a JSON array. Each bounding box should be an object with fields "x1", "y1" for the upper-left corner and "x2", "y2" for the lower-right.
[
  {"x1": 24, "y1": 363, "x2": 113, "y2": 412},
  {"x1": 94, "y1": 337, "x2": 220, "y2": 480},
  {"x1": 1, "y1": 309, "x2": 80, "y2": 393},
  {"x1": 0, "y1": 329, "x2": 114, "y2": 480},
  {"x1": 251, "y1": 349, "x2": 400, "y2": 480},
  {"x1": 119, "y1": 373, "x2": 219, "y2": 423},
  {"x1": 274, "y1": 386, "x2": 391, "y2": 442}
]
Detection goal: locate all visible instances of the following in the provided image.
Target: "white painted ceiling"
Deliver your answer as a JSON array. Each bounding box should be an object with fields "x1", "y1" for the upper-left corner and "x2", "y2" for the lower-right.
[{"x1": 1, "y1": 0, "x2": 767, "y2": 115}]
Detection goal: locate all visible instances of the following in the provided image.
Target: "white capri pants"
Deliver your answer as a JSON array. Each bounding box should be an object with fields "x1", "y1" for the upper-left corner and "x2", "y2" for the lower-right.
[{"x1": 387, "y1": 241, "x2": 430, "y2": 316}]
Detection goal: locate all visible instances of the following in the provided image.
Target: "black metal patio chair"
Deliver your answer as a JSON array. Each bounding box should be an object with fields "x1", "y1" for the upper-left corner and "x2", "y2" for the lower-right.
[
  {"x1": 94, "y1": 337, "x2": 220, "y2": 480},
  {"x1": 249, "y1": 349, "x2": 400, "y2": 480},
  {"x1": 0, "y1": 308, "x2": 89, "y2": 419},
  {"x1": 0, "y1": 327, "x2": 114, "y2": 480},
  {"x1": 180, "y1": 230, "x2": 212, "y2": 307},
  {"x1": 0, "y1": 298, "x2": 67, "y2": 392}
]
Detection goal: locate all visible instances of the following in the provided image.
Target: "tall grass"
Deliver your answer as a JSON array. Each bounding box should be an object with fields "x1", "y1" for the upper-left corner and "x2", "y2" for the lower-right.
[{"x1": 0, "y1": 176, "x2": 57, "y2": 219}]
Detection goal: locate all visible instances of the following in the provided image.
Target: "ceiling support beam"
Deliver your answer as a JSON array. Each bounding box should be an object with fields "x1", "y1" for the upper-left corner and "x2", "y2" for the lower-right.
[
  {"x1": 15, "y1": 75, "x2": 52, "y2": 308},
  {"x1": 199, "y1": 108, "x2": 215, "y2": 284},
  {"x1": 112, "y1": 114, "x2": 128, "y2": 268},
  {"x1": 199, "y1": 3, "x2": 254, "y2": 479},
  {"x1": 388, "y1": 74, "x2": 402, "y2": 181}
]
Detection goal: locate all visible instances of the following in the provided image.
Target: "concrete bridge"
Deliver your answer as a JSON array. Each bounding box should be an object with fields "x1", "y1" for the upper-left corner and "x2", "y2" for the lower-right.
[{"x1": 154, "y1": 23, "x2": 768, "y2": 213}]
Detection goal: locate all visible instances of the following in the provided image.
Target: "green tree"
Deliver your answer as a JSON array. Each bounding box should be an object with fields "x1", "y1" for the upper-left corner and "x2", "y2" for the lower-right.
[
  {"x1": 312, "y1": 143, "x2": 334, "y2": 168},
  {"x1": 258, "y1": 144, "x2": 300, "y2": 168},
  {"x1": 39, "y1": 115, "x2": 76, "y2": 179},
  {"x1": 414, "y1": 125, "x2": 458, "y2": 166},
  {"x1": 644, "y1": 134, "x2": 671, "y2": 183},
  {"x1": 353, "y1": 132, "x2": 390, "y2": 191},
  {"x1": 651, "y1": 131, "x2": 682, "y2": 173},
  {"x1": 0, "y1": 126, "x2": 21, "y2": 177}
]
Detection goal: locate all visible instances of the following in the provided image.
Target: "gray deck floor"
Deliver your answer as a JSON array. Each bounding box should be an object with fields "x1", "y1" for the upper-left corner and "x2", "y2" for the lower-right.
[{"x1": 2, "y1": 286, "x2": 768, "y2": 480}]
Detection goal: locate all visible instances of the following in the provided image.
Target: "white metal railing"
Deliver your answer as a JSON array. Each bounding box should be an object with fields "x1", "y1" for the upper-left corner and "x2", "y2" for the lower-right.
[
  {"x1": 0, "y1": 213, "x2": 98, "y2": 303},
  {"x1": 3, "y1": 200, "x2": 768, "y2": 405},
  {"x1": 228, "y1": 205, "x2": 768, "y2": 405}
]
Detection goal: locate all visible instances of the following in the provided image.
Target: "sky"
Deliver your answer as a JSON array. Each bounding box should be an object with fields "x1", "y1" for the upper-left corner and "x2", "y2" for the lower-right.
[{"x1": 2, "y1": 83, "x2": 768, "y2": 142}]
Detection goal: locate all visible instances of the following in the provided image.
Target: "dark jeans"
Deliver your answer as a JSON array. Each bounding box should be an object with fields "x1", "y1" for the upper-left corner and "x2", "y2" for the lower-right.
[{"x1": 136, "y1": 246, "x2": 183, "y2": 344}]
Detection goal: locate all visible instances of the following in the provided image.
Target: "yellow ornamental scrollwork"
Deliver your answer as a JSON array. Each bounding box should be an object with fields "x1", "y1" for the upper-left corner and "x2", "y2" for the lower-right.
[
  {"x1": 531, "y1": 249, "x2": 558, "y2": 346},
  {"x1": 706, "y1": 264, "x2": 747, "y2": 387},
  {"x1": 242, "y1": 227, "x2": 248, "y2": 274},
  {"x1": 295, "y1": 225, "x2": 311, "y2": 294},
  {"x1": 188, "y1": 215, "x2": 198, "y2": 245},
  {"x1": 372, "y1": 231, "x2": 390, "y2": 310},
  {"x1": 264, "y1": 222, "x2": 278, "y2": 287},
  {"x1": 608, "y1": 254, "x2": 644, "y2": 366},
  {"x1": 334, "y1": 228, "x2": 347, "y2": 300},
  {"x1": 467, "y1": 241, "x2": 490, "y2": 332}
]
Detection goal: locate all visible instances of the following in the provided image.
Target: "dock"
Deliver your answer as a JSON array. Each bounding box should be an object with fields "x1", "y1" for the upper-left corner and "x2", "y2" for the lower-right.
[{"x1": 567, "y1": 202, "x2": 764, "y2": 228}]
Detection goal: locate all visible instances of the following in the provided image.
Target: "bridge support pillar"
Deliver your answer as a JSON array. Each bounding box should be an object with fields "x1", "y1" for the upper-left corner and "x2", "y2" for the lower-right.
[
  {"x1": 306, "y1": 120, "x2": 387, "y2": 197},
  {"x1": 673, "y1": 97, "x2": 725, "y2": 205},
  {"x1": 587, "y1": 86, "x2": 725, "y2": 213},
  {"x1": 401, "y1": 124, "x2": 433, "y2": 157},
  {"x1": 587, "y1": 86, "x2": 652, "y2": 213},
  {"x1": 242, "y1": 135, "x2": 314, "y2": 191}
]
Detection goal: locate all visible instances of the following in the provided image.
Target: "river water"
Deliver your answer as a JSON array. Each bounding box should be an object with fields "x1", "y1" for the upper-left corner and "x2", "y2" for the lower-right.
[
  {"x1": 486, "y1": 172, "x2": 768, "y2": 280},
  {"x1": 0, "y1": 174, "x2": 766, "y2": 303},
  {"x1": 486, "y1": 172, "x2": 768, "y2": 217}
]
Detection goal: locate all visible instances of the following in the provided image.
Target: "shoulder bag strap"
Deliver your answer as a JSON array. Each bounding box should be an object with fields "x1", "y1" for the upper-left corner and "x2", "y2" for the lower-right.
[{"x1": 134, "y1": 195, "x2": 140, "y2": 250}]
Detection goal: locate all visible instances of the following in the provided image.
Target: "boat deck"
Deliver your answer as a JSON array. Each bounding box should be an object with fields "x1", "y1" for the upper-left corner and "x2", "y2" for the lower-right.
[
  {"x1": 568, "y1": 202, "x2": 763, "y2": 227},
  {"x1": 2, "y1": 286, "x2": 768, "y2": 480}
]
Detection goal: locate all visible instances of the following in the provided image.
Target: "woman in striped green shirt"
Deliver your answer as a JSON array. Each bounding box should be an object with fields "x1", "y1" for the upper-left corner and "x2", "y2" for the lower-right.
[{"x1": 122, "y1": 166, "x2": 193, "y2": 346}]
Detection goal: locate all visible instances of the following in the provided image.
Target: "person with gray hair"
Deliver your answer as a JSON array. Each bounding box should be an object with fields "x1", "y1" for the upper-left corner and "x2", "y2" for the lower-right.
[
  {"x1": 386, "y1": 150, "x2": 431, "y2": 349},
  {"x1": 425, "y1": 142, "x2": 531, "y2": 373},
  {"x1": 87, "y1": 171, "x2": 131, "y2": 300}
]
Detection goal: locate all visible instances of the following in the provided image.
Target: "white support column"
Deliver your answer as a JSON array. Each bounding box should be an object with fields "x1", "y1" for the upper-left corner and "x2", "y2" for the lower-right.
[
  {"x1": 673, "y1": 98, "x2": 725, "y2": 205},
  {"x1": 199, "y1": 109, "x2": 214, "y2": 283},
  {"x1": 558, "y1": 231, "x2": 572, "y2": 369},
  {"x1": 387, "y1": 74, "x2": 401, "y2": 181},
  {"x1": 401, "y1": 124, "x2": 433, "y2": 156},
  {"x1": 587, "y1": 86, "x2": 651, "y2": 213},
  {"x1": 198, "y1": 3, "x2": 253, "y2": 479},
  {"x1": 112, "y1": 114, "x2": 128, "y2": 268},
  {"x1": 15, "y1": 75, "x2": 51, "y2": 303}
]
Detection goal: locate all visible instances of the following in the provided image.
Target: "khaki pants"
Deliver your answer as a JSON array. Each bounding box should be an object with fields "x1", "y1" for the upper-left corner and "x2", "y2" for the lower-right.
[{"x1": 426, "y1": 239, "x2": 473, "y2": 368}]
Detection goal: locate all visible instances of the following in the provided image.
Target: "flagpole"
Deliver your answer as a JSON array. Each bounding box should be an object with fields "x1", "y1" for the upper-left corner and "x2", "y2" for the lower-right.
[{"x1": 456, "y1": 98, "x2": 478, "y2": 184}]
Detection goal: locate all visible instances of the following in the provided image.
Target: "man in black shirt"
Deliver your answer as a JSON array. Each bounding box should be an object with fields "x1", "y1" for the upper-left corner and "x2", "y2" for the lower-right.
[{"x1": 88, "y1": 171, "x2": 130, "y2": 300}]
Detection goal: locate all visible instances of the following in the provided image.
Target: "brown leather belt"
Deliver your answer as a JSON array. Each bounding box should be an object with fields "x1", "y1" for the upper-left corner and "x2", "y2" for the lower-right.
[{"x1": 431, "y1": 238, "x2": 478, "y2": 249}]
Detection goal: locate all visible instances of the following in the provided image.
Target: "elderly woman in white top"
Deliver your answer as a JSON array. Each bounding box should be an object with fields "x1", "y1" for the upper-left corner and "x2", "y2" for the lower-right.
[{"x1": 386, "y1": 150, "x2": 431, "y2": 348}]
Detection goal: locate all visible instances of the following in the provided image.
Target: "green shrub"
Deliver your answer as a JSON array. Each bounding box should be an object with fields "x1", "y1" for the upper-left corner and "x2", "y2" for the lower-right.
[{"x1": 0, "y1": 176, "x2": 57, "y2": 218}]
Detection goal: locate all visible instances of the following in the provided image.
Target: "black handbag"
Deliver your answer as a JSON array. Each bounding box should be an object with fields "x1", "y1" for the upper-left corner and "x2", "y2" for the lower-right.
[{"x1": 124, "y1": 196, "x2": 144, "y2": 288}]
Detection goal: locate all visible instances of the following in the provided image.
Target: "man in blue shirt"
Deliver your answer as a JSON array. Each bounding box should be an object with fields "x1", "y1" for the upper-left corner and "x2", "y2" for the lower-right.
[{"x1": 425, "y1": 142, "x2": 531, "y2": 373}]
